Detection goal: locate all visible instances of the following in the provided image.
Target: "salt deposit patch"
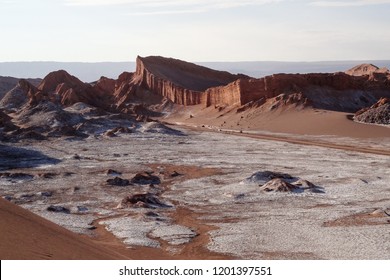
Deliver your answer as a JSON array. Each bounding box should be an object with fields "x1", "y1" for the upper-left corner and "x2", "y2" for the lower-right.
[
  {"x1": 138, "y1": 122, "x2": 185, "y2": 136},
  {"x1": 100, "y1": 216, "x2": 160, "y2": 248},
  {"x1": 150, "y1": 224, "x2": 197, "y2": 245}
]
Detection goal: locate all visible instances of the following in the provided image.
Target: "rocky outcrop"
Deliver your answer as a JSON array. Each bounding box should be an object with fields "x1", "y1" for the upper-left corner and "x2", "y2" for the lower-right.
[
  {"x1": 117, "y1": 193, "x2": 171, "y2": 209},
  {"x1": 128, "y1": 57, "x2": 385, "y2": 110},
  {"x1": 345, "y1": 63, "x2": 390, "y2": 83},
  {"x1": 225, "y1": 72, "x2": 390, "y2": 112},
  {"x1": 354, "y1": 97, "x2": 390, "y2": 125},
  {"x1": 106, "y1": 177, "x2": 130, "y2": 186},
  {"x1": 0, "y1": 79, "x2": 38, "y2": 110},
  {"x1": 29, "y1": 70, "x2": 114, "y2": 109},
  {"x1": 133, "y1": 56, "x2": 247, "y2": 106},
  {"x1": 3, "y1": 57, "x2": 390, "y2": 133},
  {"x1": 92, "y1": 76, "x2": 116, "y2": 95},
  {"x1": 131, "y1": 172, "x2": 161, "y2": 185},
  {"x1": 0, "y1": 76, "x2": 20, "y2": 100},
  {"x1": 346, "y1": 63, "x2": 390, "y2": 76},
  {"x1": 346, "y1": 64, "x2": 383, "y2": 76},
  {"x1": 0, "y1": 109, "x2": 18, "y2": 132},
  {"x1": 0, "y1": 77, "x2": 41, "y2": 108}
]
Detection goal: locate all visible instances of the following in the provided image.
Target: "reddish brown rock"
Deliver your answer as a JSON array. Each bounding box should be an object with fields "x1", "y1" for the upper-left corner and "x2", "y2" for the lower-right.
[
  {"x1": 1, "y1": 79, "x2": 38, "y2": 109},
  {"x1": 346, "y1": 64, "x2": 380, "y2": 76},
  {"x1": 354, "y1": 97, "x2": 390, "y2": 125},
  {"x1": 132, "y1": 56, "x2": 247, "y2": 106},
  {"x1": 29, "y1": 70, "x2": 115, "y2": 110},
  {"x1": 93, "y1": 76, "x2": 116, "y2": 95}
]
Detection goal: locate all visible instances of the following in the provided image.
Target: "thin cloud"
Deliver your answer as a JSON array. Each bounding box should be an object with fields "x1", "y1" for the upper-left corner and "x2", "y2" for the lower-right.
[
  {"x1": 310, "y1": 0, "x2": 390, "y2": 7},
  {"x1": 128, "y1": 9, "x2": 206, "y2": 16},
  {"x1": 64, "y1": 0, "x2": 283, "y2": 8}
]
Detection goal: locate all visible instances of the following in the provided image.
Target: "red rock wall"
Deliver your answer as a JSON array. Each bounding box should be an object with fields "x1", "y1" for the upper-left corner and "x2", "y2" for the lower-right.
[
  {"x1": 136, "y1": 57, "x2": 206, "y2": 106},
  {"x1": 205, "y1": 81, "x2": 241, "y2": 107},
  {"x1": 134, "y1": 57, "x2": 390, "y2": 109}
]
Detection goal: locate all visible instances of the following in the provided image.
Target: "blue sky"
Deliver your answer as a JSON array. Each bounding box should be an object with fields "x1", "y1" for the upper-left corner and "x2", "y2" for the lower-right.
[{"x1": 1, "y1": 0, "x2": 390, "y2": 62}]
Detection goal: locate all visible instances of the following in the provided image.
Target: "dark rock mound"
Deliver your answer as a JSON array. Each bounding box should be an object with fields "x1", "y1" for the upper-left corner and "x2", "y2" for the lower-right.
[
  {"x1": 16, "y1": 101, "x2": 84, "y2": 131},
  {"x1": 259, "y1": 178, "x2": 324, "y2": 193},
  {"x1": 0, "y1": 109, "x2": 18, "y2": 132},
  {"x1": 259, "y1": 178, "x2": 301, "y2": 193},
  {"x1": 106, "y1": 169, "x2": 122, "y2": 176},
  {"x1": 245, "y1": 170, "x2": 324, "y2": 194},
  {"x1": 0, "y1": 172, "x2": 34, "y2": 180},
  {"x1": 106, "y1": 177, "x2": 130, "y2": 186},
  {"x1": 103, "y1": 126, "x2": 132, "y2": 137},
  {"x1": 131, "y1": 172, "x2": 161, "y2": 185},
  {"x1": 47, "y1": 205, "x2": 70, "y2": 214},
  {"x1": 118, "y1": 193, "x2": 171, "y2": 209},
  {"x1": 244, "y1": 170, "x2": 296, "y2": 185}
]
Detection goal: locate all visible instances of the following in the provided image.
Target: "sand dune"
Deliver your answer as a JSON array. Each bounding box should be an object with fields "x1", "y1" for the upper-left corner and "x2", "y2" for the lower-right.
[
  {"x1": 165, "y1": 105, "x2": 390, "y2": 139},
  {"x1": 0, "y1": 198, "x2": 130, "y2": 260}
]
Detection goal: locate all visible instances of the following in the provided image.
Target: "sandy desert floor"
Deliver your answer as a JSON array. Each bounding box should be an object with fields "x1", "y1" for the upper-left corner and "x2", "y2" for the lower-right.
[{"x1": 1, "y1": 118, "x2": 389, "y2": 260}]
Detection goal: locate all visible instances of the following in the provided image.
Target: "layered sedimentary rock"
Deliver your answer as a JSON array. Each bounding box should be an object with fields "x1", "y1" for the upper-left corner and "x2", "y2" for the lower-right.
[
  {"x1": 354, "y1": 97, "x2": 390, "y2": 125},
  {"x1": 206, "y1": 72, "x2": 390, "y2": 111},
  {"x1": 131, "y1": 57, "x2": 390, "y2": 111},
  {"x1": 0, "y1": 79, "x2": 38, "y2": 110},
  {"x1": 134, "y1": 56, "x2": 247, "y2": 106},
  {"x1": 2, "y1": 57, "x2": 390, "y2": 119},
  {"x1": 28, "y1": 70, "x2": 114, "y2": 109}
]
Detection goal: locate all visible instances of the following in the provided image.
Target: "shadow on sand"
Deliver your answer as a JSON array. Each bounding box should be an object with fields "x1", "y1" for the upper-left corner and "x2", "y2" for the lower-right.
[{"x1": 0, "y1": 144, "x2": 61, "y2": 170}]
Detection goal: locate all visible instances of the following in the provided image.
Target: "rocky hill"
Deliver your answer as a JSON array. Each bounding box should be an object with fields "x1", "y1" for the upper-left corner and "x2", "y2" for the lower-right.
[
  {"x1": 1, "y1": 57, "x2": 390, "y2": 140},
  {"x1": 354, "y1": 97, "x2": 390, "y2": 125},
  {"x1": 0, "y1": 76, "x2": 41, "y2": 101},
  {"x1": 129, "y1": 58, "x2": 390, "y2": 112},
  {"x1": 129, "y1": 56, "x2": 248, "y2": 106}
]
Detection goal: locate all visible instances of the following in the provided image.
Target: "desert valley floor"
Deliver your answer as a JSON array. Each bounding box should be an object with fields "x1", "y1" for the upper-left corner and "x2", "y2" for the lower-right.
[{"x1": 1, "y1": 122, "x2": 390, "y2": 260}]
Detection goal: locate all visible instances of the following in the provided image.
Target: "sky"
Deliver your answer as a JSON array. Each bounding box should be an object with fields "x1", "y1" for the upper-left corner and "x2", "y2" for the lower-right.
[{"x1": 1, "y1": 0, "x2": 390, "y2": 62}]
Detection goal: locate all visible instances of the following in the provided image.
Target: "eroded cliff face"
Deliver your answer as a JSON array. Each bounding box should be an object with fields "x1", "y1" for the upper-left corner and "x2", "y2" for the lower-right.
[
  {"x1": 206, "y1": 72, "x2": 390, "y2": 111},
  {"x1": 133, "y1": 55, "x2": 390, "y2": 111},
  {"x1": 133, "y1": 56, "x2": 247, "y2": 106},
  {"x1": 23, "y1": 70, "x2": 115, "y2": 109},
  {"x1": 2, "y1": 57, "x2": 390, "y2": 118}
]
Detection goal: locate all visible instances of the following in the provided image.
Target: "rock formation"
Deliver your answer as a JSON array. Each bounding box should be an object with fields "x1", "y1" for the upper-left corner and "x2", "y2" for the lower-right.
[
  {"x1": 0, "y1": 76, "x2": 41, "y2": 100},
  {"x1": 31, "y1": 70, "x2": 114, "y2": 109},
  {"x1": 2, "y1": 56, "x2": 390, "y2": 143},
  {"x1": 0, "y1": 109, "x2": 17, "y2": 132},
  {"x1": 116, "y1": 58, "x2": 390, "y2": 112},
  {"x1": 0, "y1": 79, "x2": 38, "y2": 110},
  {"x1": 118, "y1": 193, "x2": 171, "y2": 209},
  {"x1": 102, "y1": 56, "x2": 248, "y2": 108},
  {"x1": 354, "y1": 97, "x2": 390, "y2": 125}
]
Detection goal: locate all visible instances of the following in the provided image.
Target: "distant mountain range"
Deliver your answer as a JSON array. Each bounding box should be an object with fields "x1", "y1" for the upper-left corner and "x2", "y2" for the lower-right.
[{"x1": 1, "y1": 60, "x2": 390, "y2": 82}]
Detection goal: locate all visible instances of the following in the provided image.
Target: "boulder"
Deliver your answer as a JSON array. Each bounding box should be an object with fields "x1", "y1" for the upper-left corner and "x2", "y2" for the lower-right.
[
  {"x1": 354, "y1": 97, "x2": 390, "y2": 125},
  {"x1": 244, "y1": 171, "x2": 295, "y2": 185},
  {"x1": 47, "y1": 205, "x2": 70, "y2": 214},
  {"x1": 259, "y1": 178, "x2": 301, "y2": 193},
  {"x1": 131, "y1": 172, "x2": 161, "y2": 185},
  {"x1": 118, "y1": 193, "x2": 171, "y2": 209},
  {"x1": 106, "y1": 177, "x2": 130, "y2": 186}
]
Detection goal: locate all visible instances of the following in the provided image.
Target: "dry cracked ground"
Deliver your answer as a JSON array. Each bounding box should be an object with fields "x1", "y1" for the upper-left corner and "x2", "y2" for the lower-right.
[{"x1": 1, "y1": 126, "x2": 390, "y2": 259}]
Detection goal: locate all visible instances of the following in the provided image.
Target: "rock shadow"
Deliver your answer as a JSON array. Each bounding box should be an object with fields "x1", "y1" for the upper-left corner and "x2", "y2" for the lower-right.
[{"x1": 0, "y1": 144, "x2": 61, "y2": 170}]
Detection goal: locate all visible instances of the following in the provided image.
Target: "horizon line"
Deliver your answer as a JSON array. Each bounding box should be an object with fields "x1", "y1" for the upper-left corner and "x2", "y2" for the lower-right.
[{"x1": 1, "y1": 59, "x2": 390, "y2": 64}]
